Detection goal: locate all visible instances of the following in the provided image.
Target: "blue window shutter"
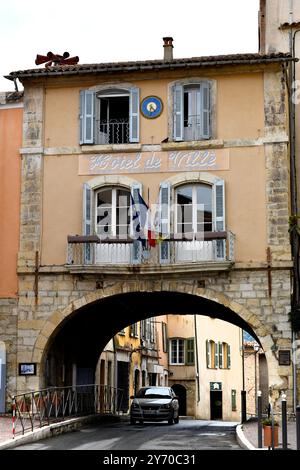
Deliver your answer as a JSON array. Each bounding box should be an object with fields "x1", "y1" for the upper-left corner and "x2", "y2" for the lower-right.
[
  {"x1": 79, "y1": 90, "x2": 84, "y2": 144},
  {"x1": 201, "y1": 82, "x2": 210, "y2": 139},
  {"x1": 80, "y1": 90, "x2": 95, "y2": 144},
  {"x1": 131, "y1": 182, "x2": 142, "y2": 264},
  {"x1": 83, "y1": 183, "x2": 93, "y2": 263},
  {"x1": 129, "y1": 87, "x2": 140, "y2": 142},
  {"x1": 215, "y1": 179, "x2": 226, "y2": 259},
  {"x1": 159, "y1": 182, "x2": 171, "y2": 263},
  {"x1": 173, "y1": 85, "x2": 183, "y2": 141}
]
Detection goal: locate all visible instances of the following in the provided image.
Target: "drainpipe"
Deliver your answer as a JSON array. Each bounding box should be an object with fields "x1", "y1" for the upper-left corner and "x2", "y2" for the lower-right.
[{"x1": 193, "y1": 315, "x2": 200, "y2": 403}]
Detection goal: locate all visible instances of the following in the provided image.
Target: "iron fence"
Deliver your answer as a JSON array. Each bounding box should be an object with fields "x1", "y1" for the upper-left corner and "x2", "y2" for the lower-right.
[{"x1": 12, "y1": 384, "x2": 124, "y2": 438}]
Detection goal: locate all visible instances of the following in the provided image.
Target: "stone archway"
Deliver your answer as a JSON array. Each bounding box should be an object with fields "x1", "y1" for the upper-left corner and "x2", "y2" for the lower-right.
[{"x1": 28, "y1": 281, "x2": 284, "y2": 401}]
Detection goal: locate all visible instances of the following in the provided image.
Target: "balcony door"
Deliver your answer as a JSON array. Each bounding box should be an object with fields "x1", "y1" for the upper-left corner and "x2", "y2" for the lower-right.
[
  {"x1": 95, "y1": 187, "x2": 131, "y2": 264},
  {"x1": 175, "y1": 183, "x2": 214, "y2": 262}
]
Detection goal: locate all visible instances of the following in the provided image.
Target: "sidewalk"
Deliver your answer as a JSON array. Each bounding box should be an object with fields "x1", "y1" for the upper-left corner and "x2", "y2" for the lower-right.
[
  {"x1": 241, "y1": 419, "x2": 297, "y2": 450},
  {"x1": 0, "y1": 415, "x2": 13, "y2": 443}
]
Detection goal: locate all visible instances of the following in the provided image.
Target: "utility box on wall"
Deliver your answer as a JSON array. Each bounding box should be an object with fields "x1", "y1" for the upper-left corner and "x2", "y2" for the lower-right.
[{"x1": 0, "y1": 342, "x2": 6, "y2": 413}]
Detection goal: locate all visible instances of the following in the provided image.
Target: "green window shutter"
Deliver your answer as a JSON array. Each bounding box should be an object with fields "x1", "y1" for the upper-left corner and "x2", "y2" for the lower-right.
[
  {"x1": 218, "y1": 342, "x2": 223, "y2": 369},
  {"x1": 186, "y1": 338, "x2": 195, "y2": 365},
  {"x1": 227, "y1": 344, "x2": 231, "y2": 369},
  {"x1": 206, "y1": 340, "x2": 210, "y2": 368},
  {"x1": 162, "y1": 323, "x2": 167, "y2": 353},
  {"x1": 214, "y1": 342, "x2": 219, "y2": 369}
]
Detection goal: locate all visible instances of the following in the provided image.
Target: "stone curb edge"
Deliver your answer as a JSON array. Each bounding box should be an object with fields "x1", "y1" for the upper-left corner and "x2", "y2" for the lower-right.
[
  {"x1": 0, "y1": 414, "x2": 120, "y2": 450},
  {"x1": 236, "y1": 424, "x2": 266, "y2": 451}
]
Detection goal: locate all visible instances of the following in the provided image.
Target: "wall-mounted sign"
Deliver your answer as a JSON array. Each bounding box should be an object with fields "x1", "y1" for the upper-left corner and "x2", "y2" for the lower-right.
[
  {"x1": 278, "y1": 350, "x2": 291, "y2": 366},
  {"x1": 140, "y1": 96, "x2": 163, "y2": 119},
  {"x1": 210, "y1": 382, "x2": 222, "y2": 391},
  {"x1": 19, "y1": 363, "x2": 37, "y2": 376},
  {"x1": 79, "y1": 149, "x2": 229, "y2": 175}
]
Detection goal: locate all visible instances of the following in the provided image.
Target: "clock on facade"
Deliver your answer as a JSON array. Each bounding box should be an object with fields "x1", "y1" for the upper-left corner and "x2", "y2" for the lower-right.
[{"x1": 140, "y1": 96, "x2": 163, "y2": 119}]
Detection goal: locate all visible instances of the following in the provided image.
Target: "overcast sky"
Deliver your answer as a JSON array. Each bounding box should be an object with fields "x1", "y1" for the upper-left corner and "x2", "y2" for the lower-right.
[{"x1": 1, "y1": 0, "x2": 259, "y2": 91}]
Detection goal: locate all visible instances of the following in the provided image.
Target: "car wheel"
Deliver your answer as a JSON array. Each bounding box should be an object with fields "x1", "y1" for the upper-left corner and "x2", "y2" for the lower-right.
[
  {"x1": 139, "y1": 420, "x2": 144, "y2": 424},
  {"x1": 174, "y1": 415, "x2": 179, "y2": 424},
  {"x1": 168, "y1": 412, "x2": 174, "y2": 425},
  {"x1": 130, "y1": 418, "x2": 136, "y2": 425}
]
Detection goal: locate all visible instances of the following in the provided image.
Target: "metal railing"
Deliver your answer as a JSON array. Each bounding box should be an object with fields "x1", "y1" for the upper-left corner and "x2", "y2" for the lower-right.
[
  {"x1": 98, "y1": 119, "x2": 129, "y2": 144},
  {"x1": 66, "y1": 231, "x2": 235, "y2": 266},
  {"x1": 11, "y1": 384, "x2": 124, "y2": 438}
]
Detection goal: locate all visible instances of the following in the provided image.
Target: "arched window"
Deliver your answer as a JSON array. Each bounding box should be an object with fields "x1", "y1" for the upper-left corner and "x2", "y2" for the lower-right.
[
  {"x1": 95, "y1": 186, "x2": 131, "y2": 237},
  {"x1": 175, "y1": 183, "x2": 213, "y2": 236}
]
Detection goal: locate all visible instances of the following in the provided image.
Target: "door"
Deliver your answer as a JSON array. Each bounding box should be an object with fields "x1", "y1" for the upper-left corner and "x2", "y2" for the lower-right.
[
  {"x1": 117, "y1": 361, "x2": 129, "y2": 412},
  {"x1": 183, "y1": 85, "x2": 201, "y2": 141},
  {"x1": 210, "y1": 391, "x2": 223, "y2": 420},
  {"x1": 171, "y1": 384, "x2": 187, "y2": 416}
]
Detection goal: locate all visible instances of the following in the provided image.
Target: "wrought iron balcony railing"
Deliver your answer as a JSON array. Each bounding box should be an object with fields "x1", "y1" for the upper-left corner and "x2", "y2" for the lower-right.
[
  {"x1": 66, "y1": 231, "x2": 235, "y2": 268},
  {"x1": 98, "y1": 118, "x2": 129, "y2": 144}
]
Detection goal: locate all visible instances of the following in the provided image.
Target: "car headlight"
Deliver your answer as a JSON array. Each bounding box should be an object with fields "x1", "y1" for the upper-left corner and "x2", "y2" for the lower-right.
[{"x1": 131, "y1": 402, "x2": 139, "y2": 409}]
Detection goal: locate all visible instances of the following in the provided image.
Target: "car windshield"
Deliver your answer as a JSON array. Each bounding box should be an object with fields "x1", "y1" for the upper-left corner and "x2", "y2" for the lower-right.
[{"x1": 136, "y1": 388, "x2": 172, "y2": 399}]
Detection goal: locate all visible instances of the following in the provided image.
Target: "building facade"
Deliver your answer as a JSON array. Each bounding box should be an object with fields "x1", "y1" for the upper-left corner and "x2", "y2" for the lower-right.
[{"x1": 0, "y1": 39, "x2": 295, "y2": 412}]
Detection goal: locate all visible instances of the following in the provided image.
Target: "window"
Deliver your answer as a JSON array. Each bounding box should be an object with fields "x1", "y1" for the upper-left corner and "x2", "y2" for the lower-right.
[
  {"x1": 207, "y1": 341, "x2": 231, "y2": 369},
  {"x1": 173, "y1": 82, "x2": 210, "y2": 141},
  {"x1": 96, "y1": 187, "x2": 131, "y2": 238},
  {"x1": 170, "y1": 339, "x2": 185, "y2": 365},
  {"x1": 176, "y1": 184, "x2": 213, "y2": 236},
  {"x1": 80, "y1": 87, "x2": 139, "y2": 144},
  {"x1": 141, "y1": 318, "x2": 155, "y2": 342},
  {"x1": 129, "y1": 323, "x2": 139, "y2": 338},
  {"x1": 206, "y1": 340, "x2": 217, "y2": 369}
]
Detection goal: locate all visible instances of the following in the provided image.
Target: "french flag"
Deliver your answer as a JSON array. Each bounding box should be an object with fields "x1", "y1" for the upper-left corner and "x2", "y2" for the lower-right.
[{"x1": 131, "y1": 191, "x2": 156, "y2": 248}]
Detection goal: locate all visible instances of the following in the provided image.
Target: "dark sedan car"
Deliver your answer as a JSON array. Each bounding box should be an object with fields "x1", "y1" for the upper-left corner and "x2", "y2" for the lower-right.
[{"x1": 130, "y1": 386, "x2": 179, "y2": 424}]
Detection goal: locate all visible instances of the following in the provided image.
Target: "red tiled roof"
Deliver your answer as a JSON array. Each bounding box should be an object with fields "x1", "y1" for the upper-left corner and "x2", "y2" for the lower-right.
[{"x1": 5, "y1": 52, "x2": 293, "y2": 81}]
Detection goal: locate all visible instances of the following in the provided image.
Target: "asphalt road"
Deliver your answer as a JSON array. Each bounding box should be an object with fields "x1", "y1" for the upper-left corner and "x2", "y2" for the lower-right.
[{"x1": 13, "y1": 419, "x2": 242, "y2": 450}]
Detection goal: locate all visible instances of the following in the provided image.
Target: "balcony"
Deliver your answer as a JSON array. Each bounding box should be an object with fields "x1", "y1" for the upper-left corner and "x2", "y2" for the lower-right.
[
  {"x1": 98, "y1": 119, "x2": 129, "y2": 144},
  {"x1": 66, "y1": 231, "x2": 235, "y2": 275}
]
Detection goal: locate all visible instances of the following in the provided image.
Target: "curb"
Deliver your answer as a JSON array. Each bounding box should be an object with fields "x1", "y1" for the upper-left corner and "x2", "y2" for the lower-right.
[
  {"x1": 236, "y1": 424, "x2": 266, "y2": 451},
  {"x1": 0, "y1": 414, "x2": 121, "y2": 450}
]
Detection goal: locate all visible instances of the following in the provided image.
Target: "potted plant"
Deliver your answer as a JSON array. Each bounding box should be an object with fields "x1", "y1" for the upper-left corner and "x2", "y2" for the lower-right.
[{"x1": 262, "y1": 418, "x2": 279, "y2": 447}]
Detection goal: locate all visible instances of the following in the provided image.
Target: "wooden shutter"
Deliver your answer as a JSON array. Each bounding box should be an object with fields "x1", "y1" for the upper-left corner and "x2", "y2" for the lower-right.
[
  {"x1": 129, "y1": 87, "x2": 140, "y2": 142},
  {"x1": 79, "y1": 90, "x2": 95, "y2": 144},
  {"x1": 173, "y1": 85, "x2": 183, "y2": 141},
  {"x1": 201, "y1": 82, "x2": 210, "y2": 139},
  {"x1": 159, "y1": 182, "x2": 171, "y2": 263},
  {"x1": 214, "y1": 179, "x2": 226, "y2": 259},
  {"x1": 186, "y1": 338, "x2": 195, "y2": 365},
  {"x1": 131, "y1": 183, "x2": 142, "y2": 264},
  {"x1": 83, "y1": 183, "x2": 93, "y2": 263},
  {"x1": 214, "y1": 342, "x2": 219, "y2": 369},
  {"x1": 206, "y1": 340, "x2": 210, "y2": 368},
  {"x1": 227, "y1": 344, "x2": 231, "y2": 369},
  {"x1": 218, "y1": 342, "x2": 223, "y2": 369}
]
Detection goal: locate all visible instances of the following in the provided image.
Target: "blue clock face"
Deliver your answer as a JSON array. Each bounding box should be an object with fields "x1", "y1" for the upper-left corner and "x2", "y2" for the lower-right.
[{"x1": 141, "y1": 96, "x2": 163, "y2": 119}]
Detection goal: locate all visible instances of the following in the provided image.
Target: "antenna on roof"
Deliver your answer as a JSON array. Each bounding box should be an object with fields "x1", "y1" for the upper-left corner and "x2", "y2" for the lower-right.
[{"x1": 35, "y1": 52, "x2": 79, "y2": 67}]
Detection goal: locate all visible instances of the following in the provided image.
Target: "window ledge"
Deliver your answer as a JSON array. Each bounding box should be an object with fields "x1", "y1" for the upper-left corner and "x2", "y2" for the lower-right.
[
  {"x1": 81, "y1": 143, "x2": 142, "y2": 154},
  {"x1": 161, "y1": 139, "x2": 224, "y2": 151}
]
